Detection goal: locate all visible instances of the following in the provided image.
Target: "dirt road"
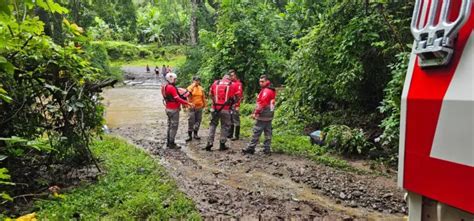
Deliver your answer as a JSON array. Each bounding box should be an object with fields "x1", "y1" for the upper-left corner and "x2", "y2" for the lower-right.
[{"x1": 103, "y1": 67, "x2": 407, "y2": 220}]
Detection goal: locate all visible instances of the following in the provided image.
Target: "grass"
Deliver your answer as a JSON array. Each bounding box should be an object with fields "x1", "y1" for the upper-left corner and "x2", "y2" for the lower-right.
[
  {"x1": 231, "y1": 103, "x2": 358, "y2": 172},
  {"x1": 199, "y1": 102, "x2": 355, "y2": 171},
  {"x1": 35, "y1": 136, "x2": 201, "y2": 220},
  {"x1": 110, "y1": 54, "x2": 187, "y2": 68}
]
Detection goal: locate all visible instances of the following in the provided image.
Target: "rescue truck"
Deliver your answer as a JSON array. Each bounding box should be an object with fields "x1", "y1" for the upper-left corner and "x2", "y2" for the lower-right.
[{"x1": 399, "y1": 0, "x2": 473, "y2": 220}]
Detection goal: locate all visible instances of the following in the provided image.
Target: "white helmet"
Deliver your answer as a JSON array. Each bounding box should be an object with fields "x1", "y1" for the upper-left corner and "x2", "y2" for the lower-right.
[{"x1": 165, "y1": 72, "x2": 177, "y2": 83}]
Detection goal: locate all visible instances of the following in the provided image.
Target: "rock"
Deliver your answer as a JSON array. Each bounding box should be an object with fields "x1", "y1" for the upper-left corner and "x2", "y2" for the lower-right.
[
  {"x1": 208, "y1": 197, "x2": 218, "y2": 204},
  {"x1": 352, "y1": 191, "x2": 363, "y2": 197},
  {"x1": 339, "y1": 192, "x2": 347, "y2": 199},
  {"x1": 343, "y1": 216, "x2": 353, "y2": 221},
  {"x1": 383, "y1": 193, "x2": 393, "y2": 198},
  {"x1": 349, "y1": 200, "x2": 358, "y2": 208}
]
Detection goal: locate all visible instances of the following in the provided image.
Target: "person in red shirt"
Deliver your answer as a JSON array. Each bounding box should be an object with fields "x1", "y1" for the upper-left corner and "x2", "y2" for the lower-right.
[
  {"x1": 228, "y1": 69, "x2": 243, "y2": 141},
  {"x1": 161, "y1": 73, "x2": 194, "y2": 149},
  {"x1": 206, "y1": 74, "x2": 238, "y2": 151},
  {"x1": 242, "y1": 75, "x2": 276, "y2": 155}
]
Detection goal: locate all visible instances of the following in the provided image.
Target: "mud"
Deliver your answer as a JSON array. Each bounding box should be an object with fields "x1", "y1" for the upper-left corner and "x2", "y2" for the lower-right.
[{"x1": 103, "y1": 67, "x2": 407, "y2": 220}]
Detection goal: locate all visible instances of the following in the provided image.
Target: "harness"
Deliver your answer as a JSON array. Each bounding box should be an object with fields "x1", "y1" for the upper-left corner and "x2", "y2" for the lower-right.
[
  {"x1": 162, "y1": 84, "x2": 187, "y2": 103},
  {"x1": 212, "y1": 80, "x2": 235, "y2": 114}
]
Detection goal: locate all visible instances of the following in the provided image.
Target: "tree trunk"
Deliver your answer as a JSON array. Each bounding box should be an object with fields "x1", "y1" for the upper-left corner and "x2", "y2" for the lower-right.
[{"x1": 190, "y1": 0, "x2": 200, "y2": 45}]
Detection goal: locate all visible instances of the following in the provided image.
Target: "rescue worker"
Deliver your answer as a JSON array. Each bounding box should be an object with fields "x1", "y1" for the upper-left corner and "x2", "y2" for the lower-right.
[
  {"x1": 206, "y1": 74, "x2": 237, "y2": 151},
  {"x1": 185, "y1": 76, "x2": 207, "y2": 142},
  {"x1": 228, "y1": 69, "x2": 243, "y2": 141},
  {"x1": 242, "y1": 75, "x2": 276, "y2": 155},
  {"x1": 162, "y1": 73, "x2": 194, "y2": 149},
  {"x1": 161, "y1": 65, "x2": 167, "y2": 79}
]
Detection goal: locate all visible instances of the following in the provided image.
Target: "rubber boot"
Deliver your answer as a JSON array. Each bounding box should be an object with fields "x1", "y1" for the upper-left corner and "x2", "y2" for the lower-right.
[
  {"x1": 193, "y1": 130, "x2": 201, "y2": 140},
  {"x1": 231, "y1": 126, "x2": 240, "y2": 141},
  {"x1": 263, "y1": 148, "x2": 271, "y2": 155},
  {"x1": 168, "y1": 142, "x2": 181, "y2": 149},
  {"x1": 242, "y1": 147, "x2": 255, "y2": 155},
  {"x1": 205, "y1": 142, "x2": 213, "y2": 151},
  {"x1": 227, "y1": 125, "x2": 234, "y2": 139},
  {"x1": 185, "y1": 131, "x2": 192, "y2": 142},
  {"x1": 219, "y1": 142, "x2": 229, "y2": 151}
]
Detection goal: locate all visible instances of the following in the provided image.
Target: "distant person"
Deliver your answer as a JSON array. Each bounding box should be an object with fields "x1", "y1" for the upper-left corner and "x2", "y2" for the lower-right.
[
  {"x1": 161, "y1": 73, "x2": 194, "y2": 149},
  {"x1": 161, "y1": 65, "x2": 167, "y2": 78},
  {"x1": 146, "y1": 64, "x2": 150, "y2": 73},
  {"x1": 242, "y1": 75, "x2": 276, "y2": 155},
  {"x1": 185, "y1": 76, "x2": 207, "y2": 142},
  {"x1": 228, "y1": 69, "x2": 243, "y2": 141},
  {"x1": 206, "y1": 74, "x2": 237, "y2": 151},
  {"x1": 154, "y1": 66, "x2": 160, "y2": 75},
  {"x1": 167, "y1": 65, "x2": 172, "y2": 74}
]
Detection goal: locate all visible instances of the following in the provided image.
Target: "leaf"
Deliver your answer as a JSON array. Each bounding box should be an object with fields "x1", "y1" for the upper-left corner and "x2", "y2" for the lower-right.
[
  {"x1": 0, "y1": 93, "x2": 12, "y2": 103},
  {"x1": 0, "y1": 155, "x2": 7, "y2": 161},
  {"x1": 0, "y1": 168, "x2": 11, "y2": 180},
  {"x1": 1, "y1": 192, "x2": 13, "y2": 201},
  {"x1": 0, "y1": 56, "x2": 14, "y2": 75},
  {"x1": 0, "y1": 136, "x2": 28, "y2": 143},
  {"x1": 44, "y1": 84, "x2": 61, "y2": 92},
  {"x1": 36, "y1": 0, "x2": 69, "y2": 14},
  {"x1": 0, "y1": 0, "x2": 11, "y2": 17}
]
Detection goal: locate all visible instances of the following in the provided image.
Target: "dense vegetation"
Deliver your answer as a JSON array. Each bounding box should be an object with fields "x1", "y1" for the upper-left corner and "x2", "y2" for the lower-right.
[
  {"x1": 180, "y1": 0, "x2": 413, "y2": 162},
  {"x1": 1, "y1": 0, "x2": 415, "y2": 218}
]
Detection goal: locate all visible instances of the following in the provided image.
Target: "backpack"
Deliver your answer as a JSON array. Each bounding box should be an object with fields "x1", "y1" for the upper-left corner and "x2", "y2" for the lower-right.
[{"x1": 213, "y1": 80, "x2": 233, "y2": 106}]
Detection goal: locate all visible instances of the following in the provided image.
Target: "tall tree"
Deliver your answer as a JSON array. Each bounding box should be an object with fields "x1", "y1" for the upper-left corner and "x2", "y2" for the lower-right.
[{"x1": 190, "y1": 0, "x2": 201, "y2": 45}]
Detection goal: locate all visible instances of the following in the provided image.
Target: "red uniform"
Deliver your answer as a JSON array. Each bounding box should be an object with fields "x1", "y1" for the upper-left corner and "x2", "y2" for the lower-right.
[
  {"x1": 162, "y1": 83, "x2": 189, "y2": 109},
  {"x1": 209, "y1": 78, "x2": 237, "y2": 111},
  {"x1": 254, "y1": 83, "x2": 276, "y2": 121},
  {"x1": 232, "y1": 79, "x2": 243, "y2": 108}
]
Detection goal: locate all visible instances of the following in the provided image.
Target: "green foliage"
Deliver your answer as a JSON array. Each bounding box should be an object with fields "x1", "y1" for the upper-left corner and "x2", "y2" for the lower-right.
[
  {"x1": 78, "y1": 0, "x2": 138, "y2": 41},
  {"x1": 87, "y1": 17, "x2": 116, "y2": 41},
  {"x1": 182, "y1": 1, "x2": 292, "y2": 97},
  {"x1": 323, "y1": 125, "x2": 372, "y2": 155},
  {"x1": 95, "y1": 41, "x2": 144, "y2": 60},
  {"x1": 272, "y1": 131, "x2": 353, "y2": 170},
  {"x1": 378, "y1": 52, "x2": 409, "y2": 162},
  {"x1": 239, "y1": 103, "x2": 255, "y2": 116},
  {"x1": 277, "y1": 1, "x2": 413, "y2": 161},
  {"x1": 0, "y1": 0, "x2": 117, "y2": 214},
  {"x1": 94, "y1": 41, "x2": 187, "y2": 63},
  {"x1": 284, "y1": 2, "x2": 411, "y2": 117},
  {"x1": 0, "y1": 167, "x2": 14, "y2": 203},
  {"x1": 136, "y1": 2, "x2": 191, "y2": 45},
  {"x1": 84, "y1": 42, "x2": 112, "y2": 74},
  {"x1": 36, "y1": 136, "x2": 201, "y2": 220}
]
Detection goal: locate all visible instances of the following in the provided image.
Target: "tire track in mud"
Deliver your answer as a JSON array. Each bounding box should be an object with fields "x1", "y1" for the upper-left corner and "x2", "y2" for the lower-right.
[{"x1": 104, "y1": 68, "x2": 407, "y2": 220}]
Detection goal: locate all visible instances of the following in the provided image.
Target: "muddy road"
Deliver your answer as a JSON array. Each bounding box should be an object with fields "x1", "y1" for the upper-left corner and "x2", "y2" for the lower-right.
[{"x1": 102, "y1": 67, "x2": 407, "y2": 220}]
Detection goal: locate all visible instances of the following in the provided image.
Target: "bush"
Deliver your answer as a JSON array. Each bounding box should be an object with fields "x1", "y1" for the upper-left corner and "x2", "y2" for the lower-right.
[
  {"x1": 239, "y1": 103, "x2": 255, "y2": 116},
  {"x1": 94, "y1": 41, "x2": 152, "y2": 61},
  {"x1": 84, "y1": 43, "x2": 111, "y2": 74},
  {"x1": 0, "y1": 3, "x2": 116, "y2": 215},
  {"x1": 377, "y1": 52, "x2": 410, "y2": 164},
  {"x1": 323, "y1": 125, "x2": 372, "y2": 155}
]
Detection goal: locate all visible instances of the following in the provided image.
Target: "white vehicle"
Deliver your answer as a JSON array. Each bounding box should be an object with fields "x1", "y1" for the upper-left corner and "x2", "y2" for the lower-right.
[{"x1": 399, "y1": 0, "x2": 473, "y2": 220}]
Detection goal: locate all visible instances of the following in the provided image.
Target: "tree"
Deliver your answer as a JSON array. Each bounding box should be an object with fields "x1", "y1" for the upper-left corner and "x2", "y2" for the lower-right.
[{"x1": 190, "y1": 0, "x2": 201, "y2": 45}]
